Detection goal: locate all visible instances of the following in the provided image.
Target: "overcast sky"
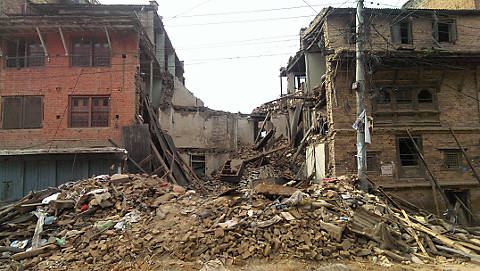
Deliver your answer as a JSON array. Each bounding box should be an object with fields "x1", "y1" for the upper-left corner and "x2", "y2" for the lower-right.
[{"x1": 103, "y1": 0, "x2": 404, "y2": 113}]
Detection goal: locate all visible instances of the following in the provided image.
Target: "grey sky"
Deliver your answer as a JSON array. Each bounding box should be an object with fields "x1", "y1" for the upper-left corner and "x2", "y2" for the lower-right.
[{"x1": 103, "y1": 0, "x2": 403, "y2": 113}]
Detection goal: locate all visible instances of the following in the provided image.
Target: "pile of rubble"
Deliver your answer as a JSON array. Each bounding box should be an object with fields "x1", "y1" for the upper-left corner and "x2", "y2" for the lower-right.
[
  {"x1": 1, "y1": 168, "x2": 480, "y2": 270},
  {"x1": 2, "y1": 135, "x2": 480, "y2": 270}
]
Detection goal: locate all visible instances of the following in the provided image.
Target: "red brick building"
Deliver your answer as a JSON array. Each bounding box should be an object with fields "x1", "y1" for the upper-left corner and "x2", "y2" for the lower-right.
[{"x1": 0, "y1": 0, "x2": 183, "y2": 201}]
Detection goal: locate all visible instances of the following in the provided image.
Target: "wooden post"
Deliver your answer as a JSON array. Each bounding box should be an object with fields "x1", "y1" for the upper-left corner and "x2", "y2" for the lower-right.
[
  {"x1": 255, "y1": 111, "x2": 271, "y2": 143},
  {"x1": 431, "y1": 182, "x2": 441, "y2": 217},
  {"x1": 449, "y1": 128, "x2": 480, "y2": 185},
  {"x1": 406, "y1": 129, "x2": 450, "y2": 209}
]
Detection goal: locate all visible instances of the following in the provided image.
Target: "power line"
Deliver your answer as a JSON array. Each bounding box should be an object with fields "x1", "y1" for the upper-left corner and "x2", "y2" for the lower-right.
[
  {"x1": 301, "y1": 0, "x2": 318, "y2": 13},
  {"x1": 164, "y1": 3, "x2": 356, "y2": 19},
  {"x1": 170, "y1": 0, "x2": 216, "y2": 19},
  {"x1": 165, "y1": 14, "x2": 316, "y2": 27}
]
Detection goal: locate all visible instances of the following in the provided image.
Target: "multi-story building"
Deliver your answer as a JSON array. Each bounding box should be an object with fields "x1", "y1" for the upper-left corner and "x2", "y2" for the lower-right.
[
  {"x1": 0, "y1": 0, "x2": 184, "y2": 201},
  {"x1": 282, "y1": 6, "x2": 480, "y2": 223}
]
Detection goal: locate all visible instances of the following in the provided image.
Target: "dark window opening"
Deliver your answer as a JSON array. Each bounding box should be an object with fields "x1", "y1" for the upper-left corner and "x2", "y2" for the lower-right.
[
  {"x1": 418, "y1": 89, "x2": 433, "y2": 103},
  {"x1": 5, "y1": 39, "x2": 44, "y2": 68},
  {"x1": 438, "y1": 22, "x2": 450, "y2": 42},
  {"x1": 443, "y1": 150, "x2": 461, "y2": 169},
  {"x1": 71, "y1": 39, "x2": 110, "y2": 67},
  {"x1": 395, "y1": 89, "x2": 412, "y2": 104},
  {"x1": 191, "y1": 154, "x2": 206, "y2": 177},
  {"x1": 434, "y1": 20, "x2": 456, "y2": 43},
  {"x1": 398, "y1": 138, "x2": 419, "y2": 166},
  {"x1": 1, "y1": 96, "x2": 43, "y2": 129},
  {"x1": 69, "y1": 96, "x2": 109, "y2": 128}
]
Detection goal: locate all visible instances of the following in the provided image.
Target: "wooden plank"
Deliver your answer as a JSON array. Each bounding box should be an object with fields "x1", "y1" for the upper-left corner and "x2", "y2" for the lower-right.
[
  {"x1": 449, "y1": 128, "x2": 480, "y2": 185},
  {"x1": 150, "y1": 140, "x2": 177, "y2": 185},
  {"x1": 122, "y1": 124, "x2": 151, "y2": 174},
  {"x1": 401, "y1": 209, "x2": 429, "y2": 258},
  {"x1": 395, "y1": 213, "x2": 475, "y2": 256},
  {"x1": 290, "y1": 102, "x2": 303, "y2": 143},
  {"x1": 10, "y1": 244, "x2": 56, "y2": 261},
  {"x1": 138, "y1": 154, "x2": 153, "y2": 167},
  {"x1": 253, "y1": 129, "x2": 274, "y2": 151},
  {"x1": 254, "y1": 111, "x2": 271, "y2": 143},
  {"x1": 108, "y1": 139, "x2": 147, "y2": 174},
  {"x1": 406, "y1": 129, "x2": 450, "y2": 209}
]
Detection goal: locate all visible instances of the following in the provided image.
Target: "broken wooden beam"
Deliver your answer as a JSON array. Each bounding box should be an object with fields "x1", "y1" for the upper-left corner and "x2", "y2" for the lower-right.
[{"x1": 108, "y1": 139, "x2": 148, "y2": 174}]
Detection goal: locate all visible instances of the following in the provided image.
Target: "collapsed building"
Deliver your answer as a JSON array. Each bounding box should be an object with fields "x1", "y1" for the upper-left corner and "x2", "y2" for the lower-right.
[
  {"x1": 278, "y1": 6, "x2": 480, "y2": 223},
  {"x1": 0, "y1": 0, "x2": 195, "y2": 201}
]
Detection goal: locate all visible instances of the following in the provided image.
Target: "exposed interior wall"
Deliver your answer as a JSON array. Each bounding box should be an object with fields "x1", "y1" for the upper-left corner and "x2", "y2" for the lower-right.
[
  {"x1": 270, "y1": 113, "x2": 290, "y2": 139},
  {"x1": 171, "y1": 78, "x2": 204, "y2": 107},
  {"x1": 237, "y1": 117, "x2": 255, "y2": 146},
  {"x1": 305, "y1": 52, "x2": 326, "y2": 93}
]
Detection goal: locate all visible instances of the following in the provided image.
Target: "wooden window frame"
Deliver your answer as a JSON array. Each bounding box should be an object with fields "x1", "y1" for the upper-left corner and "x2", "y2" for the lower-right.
[
  {"x1": 433, "y1": 19, "x2": 457, "y2": 44},
  {"x1": 191, "y1": 154, "x2": 206, "y2": 176},
  {"x1": 1, "y1": 95, "x2": 43, "y2": 129},
  {"x1": 441, "y1": 149, "x2": 463, "y2": 170},
  {"x1": 70, "y1": 39, "x2": 111, "y2": 67},
  {"x1": 352, "y1": 151, "x2": 380, "y2": 172},
  {"x1": 69, "y1": 95, "x2": 110, "y2": 128},
  {"x1": 391, "y1": 20, "x2": 413, "y2": 45},
  {"x1": 5, "y1": 39, "x2": 45, "y2": 69}
]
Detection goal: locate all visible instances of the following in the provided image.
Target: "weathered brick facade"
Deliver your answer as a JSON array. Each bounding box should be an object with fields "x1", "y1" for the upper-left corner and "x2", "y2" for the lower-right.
[
  {"x1": 285, "y1": 7, "x2": 480, "y2": 221},
  {"x1": 0, "y1": 31, "x2": 139, "y2": 149}
]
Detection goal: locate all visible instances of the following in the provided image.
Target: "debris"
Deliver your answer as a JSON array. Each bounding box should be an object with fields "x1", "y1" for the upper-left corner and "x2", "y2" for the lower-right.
[{"x1": 254, "y1": 183, "x2": 297, "y2": 196}]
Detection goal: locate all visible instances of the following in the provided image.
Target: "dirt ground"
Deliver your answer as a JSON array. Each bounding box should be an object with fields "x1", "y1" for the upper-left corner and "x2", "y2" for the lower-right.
[{"x1": 107, "y1": 257, "x2": 479, "y2": 271}]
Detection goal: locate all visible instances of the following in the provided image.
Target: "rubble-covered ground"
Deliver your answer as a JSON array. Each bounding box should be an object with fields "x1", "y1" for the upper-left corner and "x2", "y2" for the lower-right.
[{"x1": 2, "y1": 143, "x2": 480, "y2": 271}]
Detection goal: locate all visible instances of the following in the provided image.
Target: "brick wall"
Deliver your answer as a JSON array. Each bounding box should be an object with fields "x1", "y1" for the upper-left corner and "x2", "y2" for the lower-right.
[
  {"x1": 325, "y1": 13, "x2": 480, "y2": 53},
  {"x1": 0, "y1": 30, "x2": 139, "y2": 149}
]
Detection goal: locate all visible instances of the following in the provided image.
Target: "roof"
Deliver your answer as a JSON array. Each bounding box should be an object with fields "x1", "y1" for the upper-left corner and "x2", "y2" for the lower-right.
[{"x1": 0, "y1": 147, "x2": 127, "y2": 156}]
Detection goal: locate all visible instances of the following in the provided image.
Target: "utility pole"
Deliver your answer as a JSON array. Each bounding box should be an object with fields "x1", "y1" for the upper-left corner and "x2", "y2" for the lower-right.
[{"x1": 355, "y1": 0, "x2": 368, "y2": 191}]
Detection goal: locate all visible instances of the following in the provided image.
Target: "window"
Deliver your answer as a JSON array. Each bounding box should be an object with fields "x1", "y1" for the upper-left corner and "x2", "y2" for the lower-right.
[
  {"x1": 69, "y1": 96, "x2": 109, "y2": 127},
  {"x1": 191, "y1": 154, "x2": 206, "y2": 177},
  {"x1": 5, "y1": 39, "x2": 44, "y2": 68},
  {"x1": 71, "y1": 39, "x2": 110, "y2": 67},
  {"x1": 395, "y1": 89, "x2": 412, "y2": 104},
  {"x1": 418, "y1": 89, "x2": 433, "y2": 104},
  {"x1": 354, "y1": 152, "x2": 379, "y2": 172},
  {"x1": 1, "y1": 96, "x2": 43, "y2": 129},
  {"x1": 398, "y1": 138, "x2": 419, "y2": 166},
  {"x1": 391, "y1": 20, "x2": 412, "y2": 45},
  {"x1": 433, "y1": 20, "x2": 456, "y2": 43},
  {"x1": 443, "y1": 150, "x2": 462, "y2": 169}
]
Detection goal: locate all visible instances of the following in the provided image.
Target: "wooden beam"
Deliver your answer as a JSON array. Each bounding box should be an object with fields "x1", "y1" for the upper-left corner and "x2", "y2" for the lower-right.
[
  {"x1": 401, "y1": 209, "x2": 429, "y2": 258},
  {"x1": 35, "y1": 27, "x2": 48, "y2": 57},
  {"x1": 58, "y1": 27, "x2": 68, "y2": 56},
  {"x1": 150, "y1": 140, "x2": 176, "y2": 185},
  {"x1": 104, "y1": 26, "x2": 112, "y2": 51},
  {"x1": 108, "y1": 139, "x2": 148, "y2": 174},
  {"x1": 254, "y1": 111, "x2": 271, "y2": 143},
  {"x1": 406, "y1": 129, "x2": 450, "y2": 209},
  {"x1": 449, "y1": 128, "x2": 480, "y2": 185}
]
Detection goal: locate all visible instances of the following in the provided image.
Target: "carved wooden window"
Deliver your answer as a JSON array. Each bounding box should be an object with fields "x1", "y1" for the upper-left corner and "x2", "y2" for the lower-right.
[
  {"x1": 69, "y1": 96, "x2": 109, "y2": 127},
  {"x1": 1, "y1": 96, "x2": 43, "y2": 129},
  {"x1": 418, "y1": 89, "x2": 433, "y2": 104}
]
